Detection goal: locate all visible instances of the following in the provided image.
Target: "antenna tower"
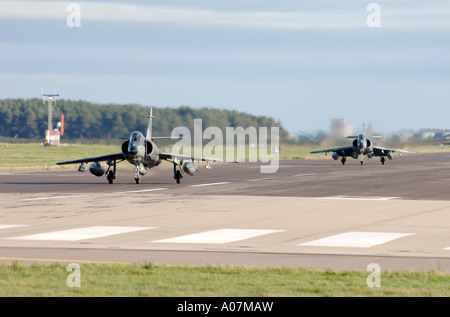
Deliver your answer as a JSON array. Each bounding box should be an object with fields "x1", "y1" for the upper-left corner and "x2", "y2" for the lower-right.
[{"x1": 41, "y1": 89, "x2": 61, "y2": 146}]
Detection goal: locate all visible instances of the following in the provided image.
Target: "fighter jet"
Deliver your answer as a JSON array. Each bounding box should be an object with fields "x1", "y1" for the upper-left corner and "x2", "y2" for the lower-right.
[
  {"x1": 57, "y1": 108, "x2": 224, "y2": 184},
  {"x1": 310, "y1": 123, "x2": 416, "y2": 165}
]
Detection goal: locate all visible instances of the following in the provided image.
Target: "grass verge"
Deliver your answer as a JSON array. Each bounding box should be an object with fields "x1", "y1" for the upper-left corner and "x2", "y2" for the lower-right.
[{"x1": 1, "y1": 262, "x2": 450, "y2": 297}]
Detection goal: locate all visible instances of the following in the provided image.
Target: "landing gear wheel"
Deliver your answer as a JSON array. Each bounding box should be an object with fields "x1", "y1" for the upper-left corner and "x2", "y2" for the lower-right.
[
  {"x1": 173, "y1": 163, "x2": 183, "y2": 184},
  {"x1": 381, "y1": 157, "x2": 385, "y2": 165},
  {"x1": 107, "y1": 170, "x2": 115, "y2": 184},
  {"x1": 135, "y1": 176, "x2": 141, "y2": 184},
  {"x1": 360, "y1": 161, "x2": 364, "y2": 165},
  {"x1": 341, "y1": 157, "x2": 346, "y2": 165},
  {"x1": 175, "y1": 170, "x2": 182, "y2": 184}
]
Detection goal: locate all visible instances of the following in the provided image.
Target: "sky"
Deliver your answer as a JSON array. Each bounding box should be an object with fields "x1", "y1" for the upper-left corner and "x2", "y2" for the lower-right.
[{"x1": 1, "y1": 0, "x2": 449, "y2": 135}]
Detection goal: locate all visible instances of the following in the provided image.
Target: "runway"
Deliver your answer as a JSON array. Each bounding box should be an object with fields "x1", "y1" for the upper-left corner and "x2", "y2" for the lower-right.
[{"x1": 1, "y1": 151, "x2": 450, "y2": 272}]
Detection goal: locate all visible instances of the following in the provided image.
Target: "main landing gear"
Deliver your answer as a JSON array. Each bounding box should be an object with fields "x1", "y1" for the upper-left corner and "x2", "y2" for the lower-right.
[
  {"x1": 107, "y1": 170, "x2": 115, "y2": 184},
  {"x1": 173, "y1": 162, "x2": 183, "y2": 184},
  {"x1": 380, "y1": 157, "x2": 385, "y2": 165},
  {"x1": 341, "y1": 157, "x2": 346, "y2": 165},
  {"x1": 105, "y1": 159, "x2": 117, "y2": 184}
]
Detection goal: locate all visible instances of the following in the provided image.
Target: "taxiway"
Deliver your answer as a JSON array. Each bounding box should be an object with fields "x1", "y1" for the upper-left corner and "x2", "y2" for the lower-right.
[{"x1": 1, "y1": 152, "x2": 450, "y2": 272}]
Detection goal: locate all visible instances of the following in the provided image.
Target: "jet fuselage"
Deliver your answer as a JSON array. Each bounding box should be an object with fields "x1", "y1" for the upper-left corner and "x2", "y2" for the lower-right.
[{"x1": 122, "y1": 131, "x2": 162, "y2": 169}]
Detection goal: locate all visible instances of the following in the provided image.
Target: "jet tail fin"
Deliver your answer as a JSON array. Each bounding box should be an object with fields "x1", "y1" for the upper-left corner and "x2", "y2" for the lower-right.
[{"x1": 146, "y1": 107, "x2": 154, "y2": 140}]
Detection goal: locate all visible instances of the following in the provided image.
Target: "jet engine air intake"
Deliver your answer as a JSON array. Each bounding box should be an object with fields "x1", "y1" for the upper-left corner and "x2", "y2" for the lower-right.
[
  {"x1": 145, "y1": 140, "x2": 161, "y2": 164},
  {"x1": 121, "y1": 140, "x2": 130, "y2": 155},
  {"x1": 387, "y1": 151, "x2": 394, "y2": 160},
  {"x1": 331, "y1": 152, "x2": 340, "y2": 160},
  {"x1": 146, "y1": 140, "x2": 153, "y2": 155}
]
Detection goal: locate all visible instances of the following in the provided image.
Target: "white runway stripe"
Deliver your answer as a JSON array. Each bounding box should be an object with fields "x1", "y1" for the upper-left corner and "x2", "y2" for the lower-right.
[
  {"x1": 153, "y1": 228, "x2": 284, "y2": 244},
  {"x1": 292, "y1": 173, "x2": 317, "y2": 177},
  {"x1": 319, "y1": 196, "x2": 398, "y2": 201},
  {"x1": 0, "y1": 224, "x2": 28, "y2": 230},
  {"x1": 7, "y1": 226, "x2": 155, "y2": 241},
  {"x1": 189, "y1": 182, "x2": 230, "y2": 187},
  {"x1": 21, "y1": 195, "x2": 90, "y2": 201},
  {"x1": 114, "y1": 188, "x2": 167, "y2": 194},
  {"x1": 299, "y1": 231, "x2": 414, "y2": 248},
  {"x1": 247, "y1": 177, "x2": 278, "y2": 182}
]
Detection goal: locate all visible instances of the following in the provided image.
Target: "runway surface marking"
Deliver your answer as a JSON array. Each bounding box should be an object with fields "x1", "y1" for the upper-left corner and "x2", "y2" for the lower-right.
[
  {"x1": 292, "y1": 173, "x2": 317, "y2": 177},
  {"x1": 189, "y1": 182, "x2": 231, "y2": 187},
  {"x1": 113, "y1": 188, "x2": 168, "y2": 194},
  {"x1": 153, "y1": 229, "x2": 284, "y2": 244},
  {"x1": 299, "y1": 232, "x2": 415, "y2": 248},
  {"x1": 7, "y1": 226, "x2": 155, "y2": 241},
  {"x1": 21, "y1": 195, "x2": 90, "y2": 201},
  {"x1": 247, "y1": 177, "x2": 278, "y2": 182},
  {"x1": 319, "y1": 196, "x2": 399, "y2": 201},
  {"x1": 0, "y1": 224, "x2": 28, "y2": 230}
]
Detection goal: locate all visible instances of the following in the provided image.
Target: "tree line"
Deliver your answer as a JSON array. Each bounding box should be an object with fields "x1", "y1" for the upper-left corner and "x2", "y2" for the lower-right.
[{"x1": 0, "y1": 98, "x2": 291, "y2": 144}]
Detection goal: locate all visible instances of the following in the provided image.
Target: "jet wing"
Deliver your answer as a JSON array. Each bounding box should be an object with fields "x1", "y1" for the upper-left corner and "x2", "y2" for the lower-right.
[
  {"x1": 56, "y1": 153, "x2": 125, "y2": 165},
  {"x1": 372, "y1": 147, "x2": 416, "y2": 156},
  {"x1": 310, "y1": 146, "x2": 354, "y2": 156},
  {"x1": 159, "y1": 152, "x2": 226, "y2": 163}
]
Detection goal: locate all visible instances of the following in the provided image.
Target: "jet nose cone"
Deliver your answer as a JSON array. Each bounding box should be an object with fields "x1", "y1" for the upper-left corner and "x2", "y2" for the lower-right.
[{"x1": 129, "y1": 146, "x2": 138, "y2": 156}]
